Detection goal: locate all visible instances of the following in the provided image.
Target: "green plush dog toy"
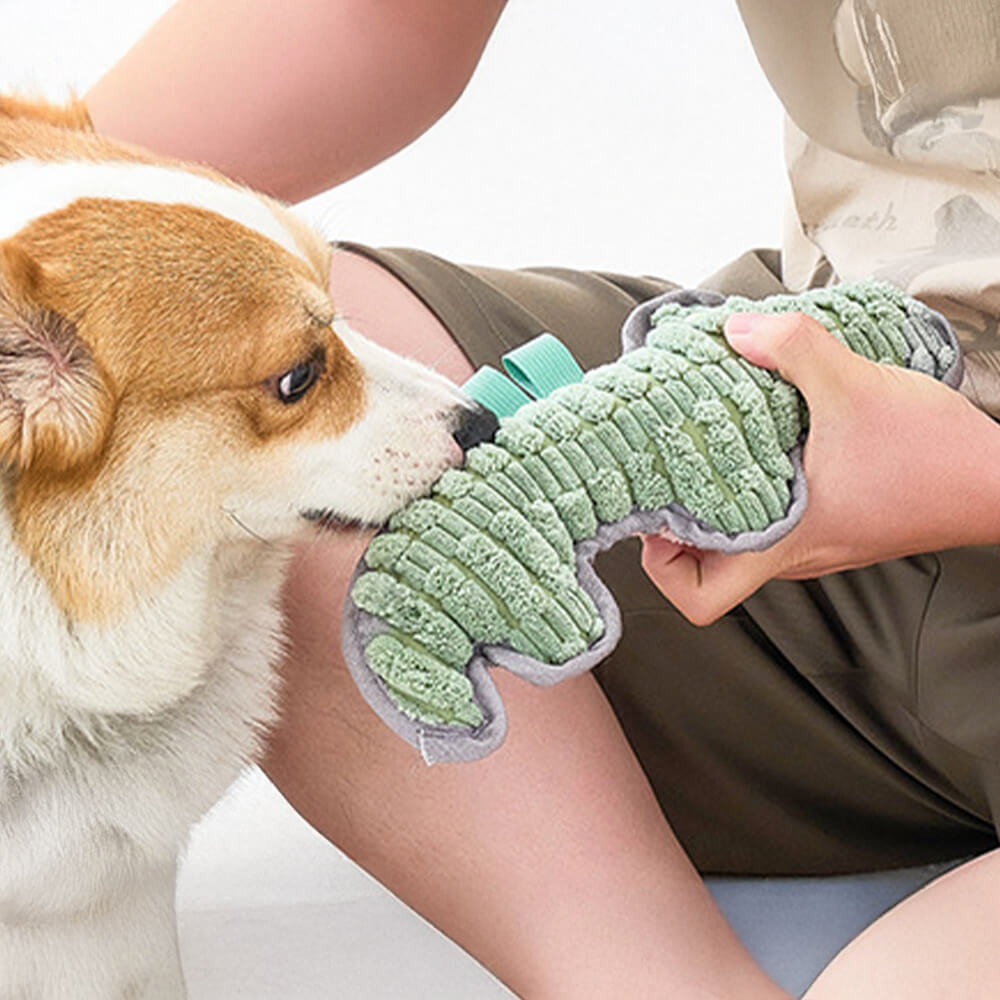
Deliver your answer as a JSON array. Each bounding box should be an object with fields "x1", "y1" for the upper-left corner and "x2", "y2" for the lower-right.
[{"x1": 341, "y1": 281, "x2": 961, "y2": 763}]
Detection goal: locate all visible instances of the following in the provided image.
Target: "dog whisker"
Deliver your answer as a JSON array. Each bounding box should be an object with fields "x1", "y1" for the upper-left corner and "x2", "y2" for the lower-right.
[
  {"x1": 424, "y1": 340, "x2": 462, "y2": 375},
  {"x1": 301, "y1": 203, "x2": 347, "y2": 244},
  {"x1": 221, "y1": 507, "x2": 270, "y2": 545},
  {"x1": 331, "y1": 309, "x2": 361, "y2": 329}
]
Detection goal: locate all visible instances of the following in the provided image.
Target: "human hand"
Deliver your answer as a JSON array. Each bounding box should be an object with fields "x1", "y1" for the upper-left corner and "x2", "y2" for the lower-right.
[{"x1": 641, "y1": 308, "x2": 1000, "y2": 624}]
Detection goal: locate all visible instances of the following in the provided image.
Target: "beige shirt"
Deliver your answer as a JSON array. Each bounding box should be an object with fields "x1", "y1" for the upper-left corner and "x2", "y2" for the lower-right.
[{"x1": 737, "y1": 0, "x2": 1000, "y2": 415}]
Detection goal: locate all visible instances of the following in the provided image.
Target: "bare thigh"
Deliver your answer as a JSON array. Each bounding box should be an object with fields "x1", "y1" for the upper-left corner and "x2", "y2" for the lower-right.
[
  {"x1": 260, "y1": 248, "x2": 789, "y2": 999},
  {"x1": 805, "y1": 849, "x2": 1000, "y2": 999}
]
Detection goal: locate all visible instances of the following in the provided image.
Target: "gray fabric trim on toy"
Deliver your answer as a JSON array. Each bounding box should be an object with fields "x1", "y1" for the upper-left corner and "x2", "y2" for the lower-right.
[{"x1": 341, "y1": 281, "x2": 962, "y2": 764}]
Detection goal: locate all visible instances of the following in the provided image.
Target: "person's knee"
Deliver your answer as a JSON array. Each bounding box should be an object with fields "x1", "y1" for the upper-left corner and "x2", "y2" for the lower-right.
[{"x1": 328, "y1": 248, "x2": 473, "y2": 383}]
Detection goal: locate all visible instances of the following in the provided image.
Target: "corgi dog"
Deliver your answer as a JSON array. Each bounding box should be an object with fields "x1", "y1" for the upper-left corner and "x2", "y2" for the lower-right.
[{"x1": 0, "y1": 96, "x2": 491, "y2": 999}]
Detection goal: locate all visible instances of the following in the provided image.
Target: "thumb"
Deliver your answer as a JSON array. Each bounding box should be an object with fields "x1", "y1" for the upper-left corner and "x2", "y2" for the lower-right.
[{"x1": 723, "y1": 311, "x2": 859, "y2": 402}]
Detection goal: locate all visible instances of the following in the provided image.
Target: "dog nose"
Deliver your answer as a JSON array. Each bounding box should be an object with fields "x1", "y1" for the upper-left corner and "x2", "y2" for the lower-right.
[{"x1": 452, "y1": 404, "x2": 499, "y2": 452}]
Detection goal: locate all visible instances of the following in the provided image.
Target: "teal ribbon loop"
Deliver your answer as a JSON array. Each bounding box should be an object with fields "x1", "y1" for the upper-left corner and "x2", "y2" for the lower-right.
[
  {"x1": 462, "y1": 366, "x2": 533, "y2": 418},
  {"x1": 501, "y1": 332, "x2": 585, "y2": 399},
  {"x1": 462, "y1": 332, "x2": 584, "y2": 418}
]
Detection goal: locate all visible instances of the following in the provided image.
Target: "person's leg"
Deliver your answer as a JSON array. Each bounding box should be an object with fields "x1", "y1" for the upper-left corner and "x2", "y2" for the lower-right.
[
  {"x1": 262, "y1": 248, "x2": 788, "y2": 999},
  {"x1": 804, "y1": 848, "x2": 1000, "y2": 999},
  {"x1": 265, "y1": 247, "x2": 1000, "y2": 997}
]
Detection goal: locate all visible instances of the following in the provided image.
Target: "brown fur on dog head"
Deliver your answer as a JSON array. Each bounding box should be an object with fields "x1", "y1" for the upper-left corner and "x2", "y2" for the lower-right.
[
  {"x1": 0, "y1": 97, "x2": 465, "y2": 630},
  {"x1": 0, "y1": 94, "x2": 92, "y2": 132},
  {"x1": 0, "y1": 101, "x2": 364, "y2": 622}
]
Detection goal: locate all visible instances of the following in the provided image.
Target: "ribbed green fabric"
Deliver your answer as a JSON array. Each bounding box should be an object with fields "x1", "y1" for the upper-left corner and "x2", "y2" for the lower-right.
[{"x1": 347, "y1": 281, "x2": 958, "y2": 728}]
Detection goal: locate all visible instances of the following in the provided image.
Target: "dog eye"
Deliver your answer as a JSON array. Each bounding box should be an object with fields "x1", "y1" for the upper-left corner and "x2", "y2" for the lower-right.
[{"x1": 275, "y1": 357, "x2": 322, "y2": 404}]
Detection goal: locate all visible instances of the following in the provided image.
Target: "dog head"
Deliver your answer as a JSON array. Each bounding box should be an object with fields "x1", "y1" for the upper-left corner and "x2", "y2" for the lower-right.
[{"x1": 0, "y1": 97, "x2": 480, "y2": 629}]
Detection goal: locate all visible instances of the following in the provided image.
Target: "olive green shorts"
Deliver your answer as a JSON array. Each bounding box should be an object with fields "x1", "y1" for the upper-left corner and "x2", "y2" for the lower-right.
[{"x1": 342, "y1": 243, "x2": 1000, "y2": 876}]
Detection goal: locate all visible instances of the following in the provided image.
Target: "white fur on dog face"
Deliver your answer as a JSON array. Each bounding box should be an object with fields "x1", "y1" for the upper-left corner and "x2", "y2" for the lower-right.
[
  {"x1": 224, "y1": 321, "x2": 470, "y2": 533},
  {"x1": 0, "y1": 158, "x2": 309, "y2": 264},
  {"x1": 0, "y1": 156, "x2": 469, "y2": 524},
  {"x1": 0, "y1": 319, "x2": 471, "y2": 719}
]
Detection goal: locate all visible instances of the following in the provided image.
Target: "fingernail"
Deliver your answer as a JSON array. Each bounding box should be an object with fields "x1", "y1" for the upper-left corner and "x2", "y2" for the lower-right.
[{"x1": 725, "y1": 313, "x2": 758, "y2": 338}]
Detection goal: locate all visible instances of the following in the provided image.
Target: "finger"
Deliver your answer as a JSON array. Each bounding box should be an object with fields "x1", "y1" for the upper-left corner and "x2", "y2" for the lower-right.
[
  {"x1": 639, "y1": 533, "x2": 692, "y2": 564},
  {"x1": 640, "y1": 536, "x2": 703, "y2": 615},
  {"x1": 723, "y1": 310, "x2": 862, "y2": 404},
  {"x1": 640, "y1": 536, "x2": 775, "y2": 626}
]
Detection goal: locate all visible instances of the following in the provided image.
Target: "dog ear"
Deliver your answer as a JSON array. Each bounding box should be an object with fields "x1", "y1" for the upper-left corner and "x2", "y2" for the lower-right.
[{"x1": 0, "y1": 242, "x2": 112, "y2": 473}]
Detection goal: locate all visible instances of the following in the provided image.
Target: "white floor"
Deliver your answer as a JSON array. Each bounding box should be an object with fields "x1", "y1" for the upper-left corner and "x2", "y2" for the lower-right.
[
  {"x1": 177, "y1": 768, "x2": 957, "y2": 999},
  {"x1": 177, "y1": 768, "x2": 515, "y2": 1000}
]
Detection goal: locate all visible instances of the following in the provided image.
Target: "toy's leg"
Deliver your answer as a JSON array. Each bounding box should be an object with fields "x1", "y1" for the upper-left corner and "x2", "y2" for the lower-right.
[{"x1": 262, "y1": 249, "x2": 789, "y2": 999}]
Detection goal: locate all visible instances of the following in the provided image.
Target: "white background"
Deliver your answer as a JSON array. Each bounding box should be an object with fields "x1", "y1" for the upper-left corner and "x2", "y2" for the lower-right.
[{"x1": 0, "y1": 0, "x2": 788, "y2": 282}]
